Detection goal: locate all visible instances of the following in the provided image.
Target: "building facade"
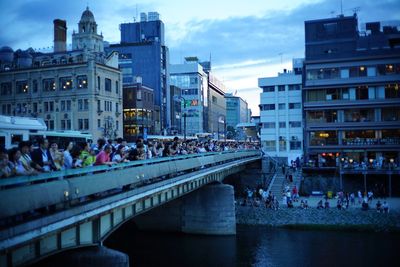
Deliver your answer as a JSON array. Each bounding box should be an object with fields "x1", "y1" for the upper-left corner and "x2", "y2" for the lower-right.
[
  {"x1": 170, "y1": 57, "x2": 208, "y2": 135},
  {"x1": 106, "y1": 12, "x2": 169, "y2": 133},
  {"x1": 225, "y1": 93, "x2": 249, "y2": 128},
  {"x1": 303, "y1": 14, "x2": 400, "y2": 167},
  {"x1": 0, "y1": 8, "x2": 122, "y2": 142},
  {"x1": 258, "y1": 59, "x2": 304, "y2": 164},
  {"x1": 122, "y1": 78, "x2": 154, "y2": 141},
  {"x1": 206, "y1": 72, "x2": 227, "y2": 138}
]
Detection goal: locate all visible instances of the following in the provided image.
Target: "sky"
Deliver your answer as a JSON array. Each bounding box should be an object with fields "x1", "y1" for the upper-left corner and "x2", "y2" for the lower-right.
[{"x1": 1, "y1": 0, "x2": 399, "y2": 115}]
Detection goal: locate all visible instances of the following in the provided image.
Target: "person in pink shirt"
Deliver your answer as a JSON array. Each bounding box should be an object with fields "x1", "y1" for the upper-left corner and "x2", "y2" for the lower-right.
[{"x1": 94, "y1": 145, "x2": 116, "y2": 166}]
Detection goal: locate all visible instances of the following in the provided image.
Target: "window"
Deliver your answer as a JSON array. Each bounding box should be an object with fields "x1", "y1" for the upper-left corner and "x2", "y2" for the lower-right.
[
  {"x1": 116, "y1": 81, "x2": 119, "y2": 94},
  {"x1": 33, "y1": 103, "x2": 38, "y2": 113},
  {"x1": 97, "y1": 76, "x2": 101, "y2": 91},
  {"x1": 0, "y1": 82, "x2": 12, "y2": 95},
  {"x1": 78, "y1": 119, "x2": 88, "y2": 130},
  {"x1": 78, "y1": 99, "x2": 83, "y2": 111},
  {"x1": 97, "y1": 100, "x2": 101, "y2": 111},
  {"x1": 290, "y1": 141, "x2": 301, "y2": 150},
  {"x1": 289, "y1": 103, "x2": 301, "y2": 109},
  {"x1": 32, "y1": 80, "x2": 38, "y2": 93},
  {"x1": 278, "y1": 85, "x2": 285, "y2": 91},
  {"x1": 97, "y1": 119, "x2": 101, "y2": 128},
  {"x1": 263, "y1": 122, "x2": 275, "y2": 128},
  {"x1": 84, "y1": 99, "x2": 89, "y2": 110},
  {"x1": 16, "y1": 81, "x2": 28, "y2": 94},
  {"x1": 61, "y1": 119, "x2": 71, "y2": 130},
  {"x1": 340, "y1": 69, "x2": 349, "y2": 78},
  {"x1": 116, "y1": 103, "x2": 119, "y2": 112},
  {"x1": 278, "y1": 103, "x2": 286, "y2": 110},
  {"x1": 45, "y1": 120, "x2": 55, "y2": 130},
  {"x1": 59, "y1": 77, "x2": 73, "y2": 90},
  {"x1": 77, "y1": 75, "x2": 88, "y2": 89},
  {"x1": 288, "y1": 84, "x2": 300, "y2": 91},
  {"x1": 105, "y1": 78, "x2": 111, "y2": 92},
  {"x1": 43, "y1": 78, "x2": 56, "y2": 92},
  {"x1": 289, "y1": 121, "x2": 301, "y2": 127},
  {"x1": 279, "y1": 122, "x2": 286, "y2": 128},
  {"x1": 263, "y1": 141, "x2": 276, "y2": 151},
  {"x1": 262, "y1": 86, "x2": 275, "y2": 92},
  {"x1": 260, "y1": 104, "x2": 275, "y2": 111}
]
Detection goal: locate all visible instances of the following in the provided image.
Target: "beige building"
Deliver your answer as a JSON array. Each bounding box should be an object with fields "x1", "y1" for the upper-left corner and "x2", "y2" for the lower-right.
[{"x1": 0, "y1": 8, "x2": 122, "y2": 141}]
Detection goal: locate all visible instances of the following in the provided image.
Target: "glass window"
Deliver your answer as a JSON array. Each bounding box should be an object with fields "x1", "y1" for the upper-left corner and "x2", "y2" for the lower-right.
[
  {"x1": 278, "y1": 85, "x2": 285, "y2": 91},
  {"x1": 367, "y1": 67, "x2": 376, "y2": 77},
  {"x1": 16, "y1": 80, "x2": 28, "y2": 94},
  {"x1": 279, "y1": 122, "x2": 286, "y2": 128},
  {"x1": 289, "y1": 121, "x2": 301, "y2": 127},
  {"x1": 263, "y1": 122, "x2": 275, "y2": 128},
  {"x1": 262, "y1": 86, "x2": 275, "y2": 92},
  {"x1": 290, "y1": 141, "x2": 301, "y2": 150},
  {"x1": 43, "y1": 78, "x2": 56, "y2": 92},
  {"x1": 263, "y1": 141, "x2": 276, "y2": 151},
  {"x1": 278, "y1": 103, "x2": 286, "y2": 110},
  {"x1": 289, "y1": 103, "x2": 301, "y2": 109},
  {"x1": 116, "y1": 81, "x2": 119, "y2": 94},
  {"x1": 105, "y1": 78, "x2": 112, "y2": 92},
  {"x1": 77, "y1": 75, "x2": 88, "y2": 89},
  {"x1": 32, "y1": 80, "x2": 38, "y2": 93},
  {"x1": 288, "y1": 84, "x2": 300, "y2": 91},
  {"x1": 0, "y1": 82, "x2": 12, "y2": 95},
  {"x1": 340, "y1": 69, "x2": 349, "y2": 78},
  {"x1": 260, "y1": 104, "x2": 275, "y2": 111},
  {"x1": 60, "y1": 77, "x2": 73, "y2": 90}
]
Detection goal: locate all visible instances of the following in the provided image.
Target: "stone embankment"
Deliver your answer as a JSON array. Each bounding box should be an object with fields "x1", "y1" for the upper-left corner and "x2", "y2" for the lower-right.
[{"x1": 236, "y1": 203, "x2": 400, "y2": 232}]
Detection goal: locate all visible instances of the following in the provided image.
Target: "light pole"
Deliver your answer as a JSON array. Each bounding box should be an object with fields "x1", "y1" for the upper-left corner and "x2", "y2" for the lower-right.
[{"x1": 174, "y1": 95, "x2": 187, "y2": 141}]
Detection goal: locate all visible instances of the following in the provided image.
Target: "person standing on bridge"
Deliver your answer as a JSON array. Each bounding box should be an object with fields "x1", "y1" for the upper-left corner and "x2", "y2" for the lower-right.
[
  {"x1": 94, "y1": 145, "x2": 116, "y2": 166},
  {"x1": 31, "y1": 138, "x2": 57, "y2": 172}
]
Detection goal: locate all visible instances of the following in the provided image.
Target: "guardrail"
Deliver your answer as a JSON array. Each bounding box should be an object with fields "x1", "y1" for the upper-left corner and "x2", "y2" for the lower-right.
[{"x1": 0, "y1": 150, "x2": 261, "y2": 219}]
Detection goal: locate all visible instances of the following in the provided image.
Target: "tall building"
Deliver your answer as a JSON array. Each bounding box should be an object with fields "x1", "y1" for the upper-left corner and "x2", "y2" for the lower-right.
[
  {"x1": 0, "y1": 8, "x2": 122, "y2": 141},
  {"x1": 225, "y1": 93, "x2": 249, "y2": 128},
  {"x1": 205, "y1": 72, "x2": 227, "y2": 138},
  {"x1": 258, "y1": 59, "x2": 304, "y2": 164},
  {"x1": 303, "y1": 14, "x2": 400, "y2": 167},
  {"x1": 122, "y1": 77, "x2": 154, "y2": 141},
  {"x1": 170, "y1": 57, "x2": 208, "y2": 135},
  {"x1": 106, "y1": 12, "x2": 169, "y2": 133}
]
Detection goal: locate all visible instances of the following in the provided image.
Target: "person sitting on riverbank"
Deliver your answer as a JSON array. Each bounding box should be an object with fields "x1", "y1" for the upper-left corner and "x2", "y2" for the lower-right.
[
  {"x1": 287, "y1": 199, "x2": 294, "y2": 208},
  {"x1": 304, "y1": 200, "x2": 309, "y2": 209},
  {"x1": 317, "y1": 199, "x2": 324, "y2": 209},
  {"x1": 337, "y1": 199, "x2": 343, "y2": 210},
  {"x1": 324, "y1": 199, "x2": 330, "y2": 209},
  {"x1": 382, "y1": 201, "x2": 389, "y2": 213},
  {"x1": 376, "y1": 200, "x2": 382, "y2": 213},
  {"x1": 350, "y1": 193, "x2": 355, "y2": 206},
  {"x1": 361, "y1": 200, "x2": 369, "y2": 211}
]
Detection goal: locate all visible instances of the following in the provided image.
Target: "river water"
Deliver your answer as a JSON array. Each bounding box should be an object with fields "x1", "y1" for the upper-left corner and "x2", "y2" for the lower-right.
[{"x1": 106, "y1": 223, "x2": 399, "y2": 267}]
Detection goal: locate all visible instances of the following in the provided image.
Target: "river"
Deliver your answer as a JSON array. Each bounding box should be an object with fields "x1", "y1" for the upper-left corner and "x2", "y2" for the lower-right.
[{"x1": 105, "y1": 222, "x2": 399, "y2": 267}]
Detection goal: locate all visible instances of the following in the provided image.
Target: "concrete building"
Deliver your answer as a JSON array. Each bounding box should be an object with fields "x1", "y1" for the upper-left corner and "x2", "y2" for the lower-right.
[
  {"x1": 169, "y1": 85, "x2": 182, "y2": 135},
  {"x1": 170, "y1": 57, "x2": 208, "y2": 135},
  {"x1": 122, "y1": 78, "x2": 154, "y2": 141},
  {"x1": 206, "y1": 72, "x2": 227, "y2": 139},
  {"x1": 225, "y1": 93, "x2": 249, "y2": 128},
  {"x1": 303, "y1": 14, "x2": 400, "y2": 167},
  {"x1": 258, "y1": 59, "x2": 304, "y2": 164},
  {"x1": 106, "y1": 12, "x2": 169, "y2": 133},
  {"x1": 0, "y1": 8, "x2": 122, "y2": 141}
]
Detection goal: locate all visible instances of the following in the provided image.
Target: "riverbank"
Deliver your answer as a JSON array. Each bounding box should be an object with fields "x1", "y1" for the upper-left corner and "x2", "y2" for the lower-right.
[{"x1": 236, "y1": 199, "x2": 400, "y2": 232}]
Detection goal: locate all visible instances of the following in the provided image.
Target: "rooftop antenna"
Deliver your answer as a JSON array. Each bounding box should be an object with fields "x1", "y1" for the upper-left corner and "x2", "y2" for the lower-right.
[
  {"x1": 340, "y1": 0, "x2": 343, "y2": 15},
  {"x1": 352, "y1": 6, "x2": 361, "y2": 15}
]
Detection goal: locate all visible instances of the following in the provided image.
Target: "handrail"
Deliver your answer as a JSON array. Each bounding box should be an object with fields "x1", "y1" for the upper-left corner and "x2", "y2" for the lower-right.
[{"x1": 0, "y1": 150, "x2": 261, "y2": 187}]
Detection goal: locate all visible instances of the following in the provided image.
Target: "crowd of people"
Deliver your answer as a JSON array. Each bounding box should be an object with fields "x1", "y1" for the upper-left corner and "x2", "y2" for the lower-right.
[{"x1": 0, "y1": 136, "x2": 260, "y2": 179}]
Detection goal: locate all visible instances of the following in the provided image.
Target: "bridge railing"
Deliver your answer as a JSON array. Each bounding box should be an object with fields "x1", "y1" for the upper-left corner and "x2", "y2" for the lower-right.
[{"x1": 0, "y1": 150, "x2": 261, "y2": 220}]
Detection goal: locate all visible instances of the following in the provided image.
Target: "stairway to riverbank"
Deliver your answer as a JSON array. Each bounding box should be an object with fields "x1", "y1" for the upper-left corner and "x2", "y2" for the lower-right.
[{"x1": 267, "y1": 168, "x2": 302, "y2": 198}]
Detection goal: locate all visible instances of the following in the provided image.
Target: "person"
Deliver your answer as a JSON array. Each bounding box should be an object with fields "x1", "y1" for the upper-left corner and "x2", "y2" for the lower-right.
[
  {"x1": 112, "y1": 145, "x2": 129, "y2": 163},
  {"x1": 292, "y1": 186, "x2": 298, "y2": 202},
  {"x1": 70, "y1": 145, "x2": 83, "y2": 168},
  {"x1": 79, "y1": 142, "x2": 96, "y2": 167},
  {"x1": 287, "y1": 199, "x2": 294, "y2": 208},
  {"x1": 31, "y1": 138, "x2": 57, "y2": 172},
  {"x1": 63, "y1": 142, "x2": 74, "y2": 169},
  {"x1": 357, "y1": 190, "x2": 363, "y2": 204},
  {"x1": 129, "y1": 143, "x2": 146, "y2": 160},
  {"x1": 8, "y1": 148, "x2": 36, "y2": 176},
  {"x1": 361, "y1": 200, "x2": 369, "y2": 211},
  {"x1": 94, "y1": 145, "x2": 116, "y2": 166},
  {"x1": 337, "y1": 199, "x2": 342, "y2": 210},
  {"x1": 19, "y1": 141, "x2": 40, "y2": 174},
  {"x1": 376, "y1": 200, "x2": 382, "y2": 213},
  {"x1": 324, "y1": 199, "x2": 330, "y2": 209},
  {"x1": 304, "y1": 200, "x2": 309, "y2": 209},
  {"x1": 382, "y1": 201, "x2": 389, "y2": 213},
  {"x1": 317, "y1": 199, "x2": 324, "y2": 209},
  {"x1": 350, "y1": 193, "x2": 355, "y2": 206},
  {"x1": 300, "y1": 200, "x2": 305, "y2": 209},
  {"x1": 0, "y1": 148, "x2": 13, "y2": 178},
  {"x1": 49, "y1": 142, "x2": 64, "y2": 170}
]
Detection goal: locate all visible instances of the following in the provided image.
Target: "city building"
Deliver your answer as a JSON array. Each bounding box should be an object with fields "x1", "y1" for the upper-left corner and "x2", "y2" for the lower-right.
[
  {"x1": 106, "y1": 12, "x2": 169, "y2": 133},
  {"x1": 0, "y1": 8, "x2": 122, "y2": 141},
  {"x1": 206, "y1": 72, "x2": 227, "y2": 139},
  {"x1": 258, "y1": 59, "x2": 304, "y2": 164},
  {"x1": 169, "y1": 85, "x2": 182, "y2": 135},
  {"x1": 303, "y1": 14, "x2": 400, "y2": 167},
  {"x1": 225, "y1": 93, "x2": 249, "y2": 128},
  {"x1": 170, "y1": 57, "x2": 208, "y2": 135},
  {"x1": 122, "y1": 77, "x2": 154, "y2": 141}
]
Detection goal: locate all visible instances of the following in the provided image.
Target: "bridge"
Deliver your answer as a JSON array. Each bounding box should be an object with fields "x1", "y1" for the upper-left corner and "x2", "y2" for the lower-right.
[{"x1": 0, "y1": 150, "x2": 261, "y2": 267}]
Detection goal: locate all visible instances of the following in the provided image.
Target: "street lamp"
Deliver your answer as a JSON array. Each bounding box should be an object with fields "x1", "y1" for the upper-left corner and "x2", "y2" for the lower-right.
[{"x1": 174, "y1": 95, "x2": 187, "y2": 141}]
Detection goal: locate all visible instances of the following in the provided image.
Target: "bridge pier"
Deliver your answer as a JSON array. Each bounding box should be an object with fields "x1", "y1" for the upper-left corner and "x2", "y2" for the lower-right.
[
  {"x1": 32, "y1": 246, "x2": 129, "y2": 267},
  {"x1": 134, "y1": 183, "x2": 236, "y2": 235}
]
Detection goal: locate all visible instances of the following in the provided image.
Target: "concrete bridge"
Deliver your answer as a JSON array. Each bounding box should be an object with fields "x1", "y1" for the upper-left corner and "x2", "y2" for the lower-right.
[{"x1": 0, "y1": 150, "x2": 261, "y2": 267}]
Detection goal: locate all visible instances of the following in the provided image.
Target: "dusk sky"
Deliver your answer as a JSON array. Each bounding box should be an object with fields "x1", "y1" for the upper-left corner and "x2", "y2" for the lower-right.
[{"x1": 1, "y1": 0, "x2": 399, "y2": 115}]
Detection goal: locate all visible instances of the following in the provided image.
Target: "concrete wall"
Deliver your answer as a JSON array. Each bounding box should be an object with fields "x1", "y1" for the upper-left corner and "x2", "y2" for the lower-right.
[{"x1": 134, "y1": 183, "x2": 236, "y2": 235}]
